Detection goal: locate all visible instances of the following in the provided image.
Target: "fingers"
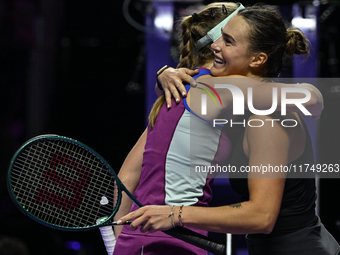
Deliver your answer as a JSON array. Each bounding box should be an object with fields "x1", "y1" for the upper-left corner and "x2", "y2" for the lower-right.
[
  {"x1": 117, "y1": 206, "x2": 173, "y2": 233},
  {"x1": 179, "y1": 68, "x2": 199, "y2": 84},
  {"x1": 164, "y1": 89, "x2": 172, "y2": 109},
  {"x1": 176, "y1": 81, "x2": 187, "y2": 99},
  {"x1": 157, "y1": 67, "x2": 176, "y2": 93},
  {"x1": 117, "y1": 207, "x2": 150, "y2": 231},
  {"x1": 130, "y1": 215, "x2": 146, "y2": 231},
  {"x1": 169, "y1": 84, "x2": 181, "y2": 104},
  {"x1": 183, "y1": 67, "x2": 199, "y2": 76},
  {"x1": 190, "y1": 77, "x2": 197, "y2": 88},
  {"x1": 157, "y1": 67, "x2": 200, "y2": 105},
  {"x1": 117, "y1": 208, "x2": 143, "y2": 229},
  {"x1": 177, "y1": 69, "x2": 198, "y2": 91},
  {"x1": 163, "y1": 78, "x2": 183, "y2": 107}
]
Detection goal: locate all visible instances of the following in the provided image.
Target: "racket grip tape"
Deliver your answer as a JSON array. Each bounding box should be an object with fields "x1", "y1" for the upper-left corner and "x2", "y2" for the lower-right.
[
  {"x1": 99, "y1": 226, "x2": 116, "y2": 255},
  {"x1": 163, "y1": 227, "x2": 226, "y2": 255}
]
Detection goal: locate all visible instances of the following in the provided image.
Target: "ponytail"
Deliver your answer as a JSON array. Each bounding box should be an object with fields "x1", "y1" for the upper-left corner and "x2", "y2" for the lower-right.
[{"x1": 148, "y1": 3, "x2": 239, "y2": 128}]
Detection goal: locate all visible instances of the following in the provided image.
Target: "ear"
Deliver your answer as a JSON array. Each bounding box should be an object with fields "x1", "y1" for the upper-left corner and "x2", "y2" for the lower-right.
[{"x1": 249, "y1": 52, "x2": 268, "y2": 68}]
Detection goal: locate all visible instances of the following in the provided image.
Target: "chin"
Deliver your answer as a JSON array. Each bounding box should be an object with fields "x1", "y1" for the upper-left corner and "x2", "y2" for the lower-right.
[
  {"x1": 210, "y1": 66, "x2": 219, "y2": 76},
  {"x1": 210, "y1": 67, "x2": 225, "y2": 77}
]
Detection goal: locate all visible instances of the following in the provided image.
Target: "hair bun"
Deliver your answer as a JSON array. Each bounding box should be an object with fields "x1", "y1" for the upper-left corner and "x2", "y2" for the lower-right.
[{"x1": 285, "y1": 27, "x2": 310, "y2": 56}]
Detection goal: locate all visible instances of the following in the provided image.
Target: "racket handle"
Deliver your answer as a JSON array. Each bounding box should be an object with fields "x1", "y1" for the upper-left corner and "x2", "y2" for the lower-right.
[
  {"x1": 163, "y1": 227, "x2": 226, "y2": 255},
  {"x1": 99, "y1": 226, "x2": 116, "y2": 255},
  {"x1": 111, "y1": 220, "x2": 132, "y2": 225}
]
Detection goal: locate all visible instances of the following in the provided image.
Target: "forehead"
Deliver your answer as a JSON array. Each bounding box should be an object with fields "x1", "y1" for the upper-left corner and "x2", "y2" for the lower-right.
[{"x1": 222, "y1": 15, "x2": 249, "y2": 38}]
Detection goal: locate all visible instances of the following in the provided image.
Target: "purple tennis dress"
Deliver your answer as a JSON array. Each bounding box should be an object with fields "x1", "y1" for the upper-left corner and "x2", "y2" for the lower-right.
[{"x1": 113, "y1": 69, "x2": 233, "y2": 255}]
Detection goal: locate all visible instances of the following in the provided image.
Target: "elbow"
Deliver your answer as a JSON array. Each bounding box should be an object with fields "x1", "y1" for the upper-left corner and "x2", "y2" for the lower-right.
[
  {"x1": 261, "y1": 222, "x2": 275, "y2": 235},
  {"x1": 258, "y1": 214, "x2": 277, "y2": 234},
  {"x1": 310, "y1": 90, "x2": 323, "y2": 108},
  {"x1": 118, "y1": 176, "x2": 139, "y2": 194},
  {"x1": 306, "y1": 85, "x2": 324, "y2": 115}
]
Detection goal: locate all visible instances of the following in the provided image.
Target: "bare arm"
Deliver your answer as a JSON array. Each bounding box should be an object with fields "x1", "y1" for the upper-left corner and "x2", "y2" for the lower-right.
[
  {"x1": 191, "y1": 76, "x2": 323, "y2": 119},
  {"x1": 244, "y1": 80, "x2": 323, "y2": 118},
  {"x1": 156, "y1": 71, "x2": 323, "y2": 118},
  {"x1": 172, "y1": 114, "x2": 287, "y2": 234},
  {"x1": 113, "y1": 128, "x2": 147, "y2": 238},
  {"x1": 117, "y1": 115, "x2": 291, "y2": 235}
]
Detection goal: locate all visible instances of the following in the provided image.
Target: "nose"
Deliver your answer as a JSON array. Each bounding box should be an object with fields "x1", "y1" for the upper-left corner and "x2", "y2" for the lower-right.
[{"x1": 211, "y1": 37, "x2": 222, "y2": 52}]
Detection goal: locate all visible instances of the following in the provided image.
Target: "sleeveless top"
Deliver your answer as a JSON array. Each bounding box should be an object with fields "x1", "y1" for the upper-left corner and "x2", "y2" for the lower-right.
[
  {"x1": 229, "y1": 112, "x2": 317, "y2": 238},
  {"x1": 120, "y1": 68, "x2": 234, "y2": 239}
]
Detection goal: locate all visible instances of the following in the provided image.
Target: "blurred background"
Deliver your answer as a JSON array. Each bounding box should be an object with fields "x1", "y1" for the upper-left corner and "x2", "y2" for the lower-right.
[{"x1": 0, "y1": 0, "x2": 339, "y2": 254}]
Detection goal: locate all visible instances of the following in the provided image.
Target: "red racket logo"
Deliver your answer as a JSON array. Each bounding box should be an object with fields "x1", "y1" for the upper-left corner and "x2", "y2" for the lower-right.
[{"x1": 35, "y1": 153, "x2": 91, "y2": 210}]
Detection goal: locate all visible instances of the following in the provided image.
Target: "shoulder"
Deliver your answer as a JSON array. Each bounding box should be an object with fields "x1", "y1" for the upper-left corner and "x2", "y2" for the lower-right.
[
  {"x1": 243, "y1": 112, "x2": 306, "y2": 162},
  {"x1": 246, "y1": 112, "x2": 303, "y2": 134},
  {"x1": 245, "y1": 112, "x2": 291, "y2": 139}
]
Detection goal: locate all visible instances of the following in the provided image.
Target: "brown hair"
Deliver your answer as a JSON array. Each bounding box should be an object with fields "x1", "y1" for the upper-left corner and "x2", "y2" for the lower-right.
[
  {"x1": 148, "y1": 2, "x2": 239, "y2": 128},
  {"x1": 237, "y1": 6, "x2": 310, "y2": 77}
]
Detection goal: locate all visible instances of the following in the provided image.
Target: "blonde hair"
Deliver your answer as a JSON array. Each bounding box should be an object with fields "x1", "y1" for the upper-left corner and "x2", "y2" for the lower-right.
[{"x1": 148, "y1": 2, "x2": 239, "y2": 128}]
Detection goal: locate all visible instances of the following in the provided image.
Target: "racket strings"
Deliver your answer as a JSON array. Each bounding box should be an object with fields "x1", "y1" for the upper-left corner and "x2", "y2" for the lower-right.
[
  {"x1": 12, "y1": 142, "x2": 115, "y2": 226},
  {"x1": 38, "y1": 141, "x2": 90, "y2": 227},
  {"x1": 10, "y1": 139, "x2": 119, "y2": 229}
]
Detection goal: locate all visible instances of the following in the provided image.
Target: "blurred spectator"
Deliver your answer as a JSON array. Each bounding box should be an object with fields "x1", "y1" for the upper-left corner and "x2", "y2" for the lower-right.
[{"x1": 0, "y1": 236, "x2": 30, "y2": 255}]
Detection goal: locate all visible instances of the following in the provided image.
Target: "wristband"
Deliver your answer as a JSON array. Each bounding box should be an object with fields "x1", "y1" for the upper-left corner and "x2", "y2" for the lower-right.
[{"x1": 156, "y1": 65, "x2": 170, "y2": 91}]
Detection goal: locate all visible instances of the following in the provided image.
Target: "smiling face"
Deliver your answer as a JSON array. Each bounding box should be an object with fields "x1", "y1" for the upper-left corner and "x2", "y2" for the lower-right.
[{"x1": 210, "y1": 15, "x2": 260, "y2": 78}]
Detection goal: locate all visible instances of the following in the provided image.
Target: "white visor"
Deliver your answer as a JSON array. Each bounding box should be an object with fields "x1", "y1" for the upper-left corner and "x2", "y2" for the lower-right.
[{"x1": 195, "y1": 3, "x2": 245, "y2": 50}]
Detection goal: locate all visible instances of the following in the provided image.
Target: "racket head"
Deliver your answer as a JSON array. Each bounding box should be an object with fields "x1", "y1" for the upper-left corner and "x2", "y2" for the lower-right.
[{"x1": 8, "y1": 135, "x2": 122, "y2": 231}]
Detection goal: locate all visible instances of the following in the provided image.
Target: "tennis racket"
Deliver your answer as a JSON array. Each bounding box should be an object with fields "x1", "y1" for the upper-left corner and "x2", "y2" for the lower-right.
[{"x1": 7, "y1": 134, "x2": 226, "y2": 255}]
